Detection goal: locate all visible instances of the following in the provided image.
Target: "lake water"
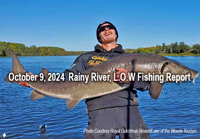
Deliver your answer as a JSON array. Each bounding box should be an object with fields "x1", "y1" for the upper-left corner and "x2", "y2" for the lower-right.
[{"x1": 0, "y1": 56, "x2": 200, "y2": 139}]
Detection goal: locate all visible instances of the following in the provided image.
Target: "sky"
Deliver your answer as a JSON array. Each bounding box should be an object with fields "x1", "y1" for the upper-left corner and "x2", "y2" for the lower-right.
[{"x1": 0, "y1": 0, "x2": 199, "y2": 51}]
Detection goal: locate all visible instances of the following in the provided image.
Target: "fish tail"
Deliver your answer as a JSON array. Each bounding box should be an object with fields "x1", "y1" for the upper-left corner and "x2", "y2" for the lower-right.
[{"x1": 4, "y1": 49, "x2": 26, "y2": 83}]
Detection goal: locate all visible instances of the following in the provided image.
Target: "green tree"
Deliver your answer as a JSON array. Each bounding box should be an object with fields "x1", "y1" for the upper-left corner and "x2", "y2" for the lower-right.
[
  {"x1": 179, "y1": 42, "x2": 190, "y2": 53},
  {"x1": 192, "y1": 44, "x2": 200, "y2": 54},
  {"x1": 172, "y1": 42, "x2": 181, "y2": 53}
]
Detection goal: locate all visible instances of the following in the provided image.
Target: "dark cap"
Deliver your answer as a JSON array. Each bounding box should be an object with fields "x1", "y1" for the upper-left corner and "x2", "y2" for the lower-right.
[{"x1": 96, "y1": 21, "x2": 118, "y2": 43}]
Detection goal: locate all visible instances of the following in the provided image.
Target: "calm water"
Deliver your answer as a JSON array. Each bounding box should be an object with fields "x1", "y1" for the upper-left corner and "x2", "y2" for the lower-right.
[{"x1": 0, "y1": 56, "x2": 200, "y2": 139}]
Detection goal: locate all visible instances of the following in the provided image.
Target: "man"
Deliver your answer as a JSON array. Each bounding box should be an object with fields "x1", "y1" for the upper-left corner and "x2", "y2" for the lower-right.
[
  {"x1": 64, "y1": 21, "x2": 150, "y2": 139},
  {"x1": 20, "y1": 21, "x2": 150, "y2": 139}
]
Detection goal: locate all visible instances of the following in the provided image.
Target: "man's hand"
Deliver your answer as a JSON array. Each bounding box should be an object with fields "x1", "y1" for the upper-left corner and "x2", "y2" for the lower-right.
[
  {"x1": 115, "y1": 68, "x2": 130, "y2": 83},
  {"x1": 18, "y1": 72, "x2": 37, "y2": 87},
  {"x1": 19, "y1": 81, "x2": 30, "y2": 87}
]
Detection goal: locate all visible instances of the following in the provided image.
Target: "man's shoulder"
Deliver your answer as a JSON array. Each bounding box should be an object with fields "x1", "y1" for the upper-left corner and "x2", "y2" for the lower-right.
[{"x1": 74, "y1": 51, "x2": 96, "y2": 62}]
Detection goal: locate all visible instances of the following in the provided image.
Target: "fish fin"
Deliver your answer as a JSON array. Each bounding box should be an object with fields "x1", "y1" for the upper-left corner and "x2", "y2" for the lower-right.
[
  {"x1": 5, "y1": 49, "x2": 26, "y2": 83},
  {"x1": 41, "y1": 68, "x2": 50, "y2": 79},
  {"x1": 10, "y1": 49, "x2": 26, "y2": 74},
  {"x1": 31, "y1": 90, "x2": 45, "y2": 101},
  {"x1": 149, "y1": 82, "x2": 163, "y2": 99},
  {"x1": 4, "y1": 74, "x2": 10, "y2": 82},
  {"x1": 66, "y1": 99, "x2": 80, "y2": 110}
]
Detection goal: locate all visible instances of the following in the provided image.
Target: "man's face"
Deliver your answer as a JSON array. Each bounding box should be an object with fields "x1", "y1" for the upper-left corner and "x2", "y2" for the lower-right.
[{"x1": 99, "y1": 23, "x2": 117, "y2": 44}]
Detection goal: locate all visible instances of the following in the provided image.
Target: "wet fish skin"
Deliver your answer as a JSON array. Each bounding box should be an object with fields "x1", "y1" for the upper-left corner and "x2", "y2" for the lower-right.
[{"x1": 5, "y1": 50, "x2": 199, "y2": 109}]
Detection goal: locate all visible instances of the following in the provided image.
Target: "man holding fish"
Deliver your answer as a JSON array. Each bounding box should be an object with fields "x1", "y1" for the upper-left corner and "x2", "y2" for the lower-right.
[
  {"x1": 19, "y1": 21, "x2": 151, "y2": 139},
  {"x1": 11, "y1": 20, "x2": 198, "y2": 139}
]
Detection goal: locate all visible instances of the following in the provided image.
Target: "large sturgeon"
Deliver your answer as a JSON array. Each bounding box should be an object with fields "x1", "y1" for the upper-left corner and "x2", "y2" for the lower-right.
[{"x1": 5, "y1": 49, "x2": 199, "y2": 109}]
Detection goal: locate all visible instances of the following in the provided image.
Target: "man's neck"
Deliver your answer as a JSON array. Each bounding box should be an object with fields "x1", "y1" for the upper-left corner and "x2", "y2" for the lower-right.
[{"x1": 101, "y1": 41, "x2": 117, "y2": 51}]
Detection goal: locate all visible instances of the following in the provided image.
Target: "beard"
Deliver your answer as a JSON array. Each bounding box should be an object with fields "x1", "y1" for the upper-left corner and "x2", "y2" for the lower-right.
[{"x1": 100, "y1": 35, "x2": 117, "y2": 44}]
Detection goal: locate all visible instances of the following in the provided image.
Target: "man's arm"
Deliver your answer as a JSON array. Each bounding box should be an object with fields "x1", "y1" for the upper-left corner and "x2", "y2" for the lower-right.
[
  {"x1": 115, "y1": 68, "x2": 131, "y2": 83},
  {"x1": 64, "y1": 54, "x2": 87, "y2": 79},
  {"x1": 114, "y1": 69, "x2": 150, "y2": 89}
]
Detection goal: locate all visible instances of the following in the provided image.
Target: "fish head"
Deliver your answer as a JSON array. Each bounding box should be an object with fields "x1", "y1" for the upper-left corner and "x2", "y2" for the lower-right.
[{"x1": 161, "y1": 60, "x2": 199, "y2": 83}]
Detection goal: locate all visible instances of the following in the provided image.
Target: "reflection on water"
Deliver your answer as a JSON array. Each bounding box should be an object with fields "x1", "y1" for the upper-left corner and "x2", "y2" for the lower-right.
[{"x1": 0, "y1": 56, "x2": 200, "y2": 139}]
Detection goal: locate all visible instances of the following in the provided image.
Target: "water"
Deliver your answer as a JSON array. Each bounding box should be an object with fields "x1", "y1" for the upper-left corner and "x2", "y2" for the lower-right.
[{"x1": 0, "y1": 56, "x2": 200, "y2": 139}]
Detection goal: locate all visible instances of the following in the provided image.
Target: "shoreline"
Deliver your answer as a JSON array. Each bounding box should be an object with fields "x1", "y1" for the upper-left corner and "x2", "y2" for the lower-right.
[{"x1": 1, "y1": 53, "x2": 200, "y2": 57}]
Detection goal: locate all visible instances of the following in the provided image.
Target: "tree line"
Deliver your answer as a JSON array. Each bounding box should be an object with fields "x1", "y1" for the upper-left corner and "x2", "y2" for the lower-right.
[
  {"x1": 125, "y1": 42, "x2": 200, "y2": 56},
  {"x1": 0, "y1": 41, "x2": 84, "y2": 56},
  {"x1": 0, "y1": 41, "x2": 200, "y2": 56}
]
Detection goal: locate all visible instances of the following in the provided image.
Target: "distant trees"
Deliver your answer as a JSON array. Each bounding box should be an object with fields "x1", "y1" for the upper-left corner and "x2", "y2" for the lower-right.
[
  {"x1": 0, "y1": 41, "x2": 86, "y2": 56},
  {"x1": 179, "y1": 42, "x2": 190, "y2": 53},
  {"x1": 1, "y1": 41, "x2": 200, "y2": 56},
  {"x1": 191, "y1": 44, "x2": 200, "y2": 54},
  {"x1": 125, "y1": 42, "x2": 199, "y2": 55}
]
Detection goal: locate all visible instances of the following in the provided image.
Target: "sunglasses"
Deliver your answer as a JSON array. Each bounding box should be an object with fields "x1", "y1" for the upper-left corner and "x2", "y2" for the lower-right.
[{"x1": 99, "y1": 25, "x2": 115, "y2": 33}]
